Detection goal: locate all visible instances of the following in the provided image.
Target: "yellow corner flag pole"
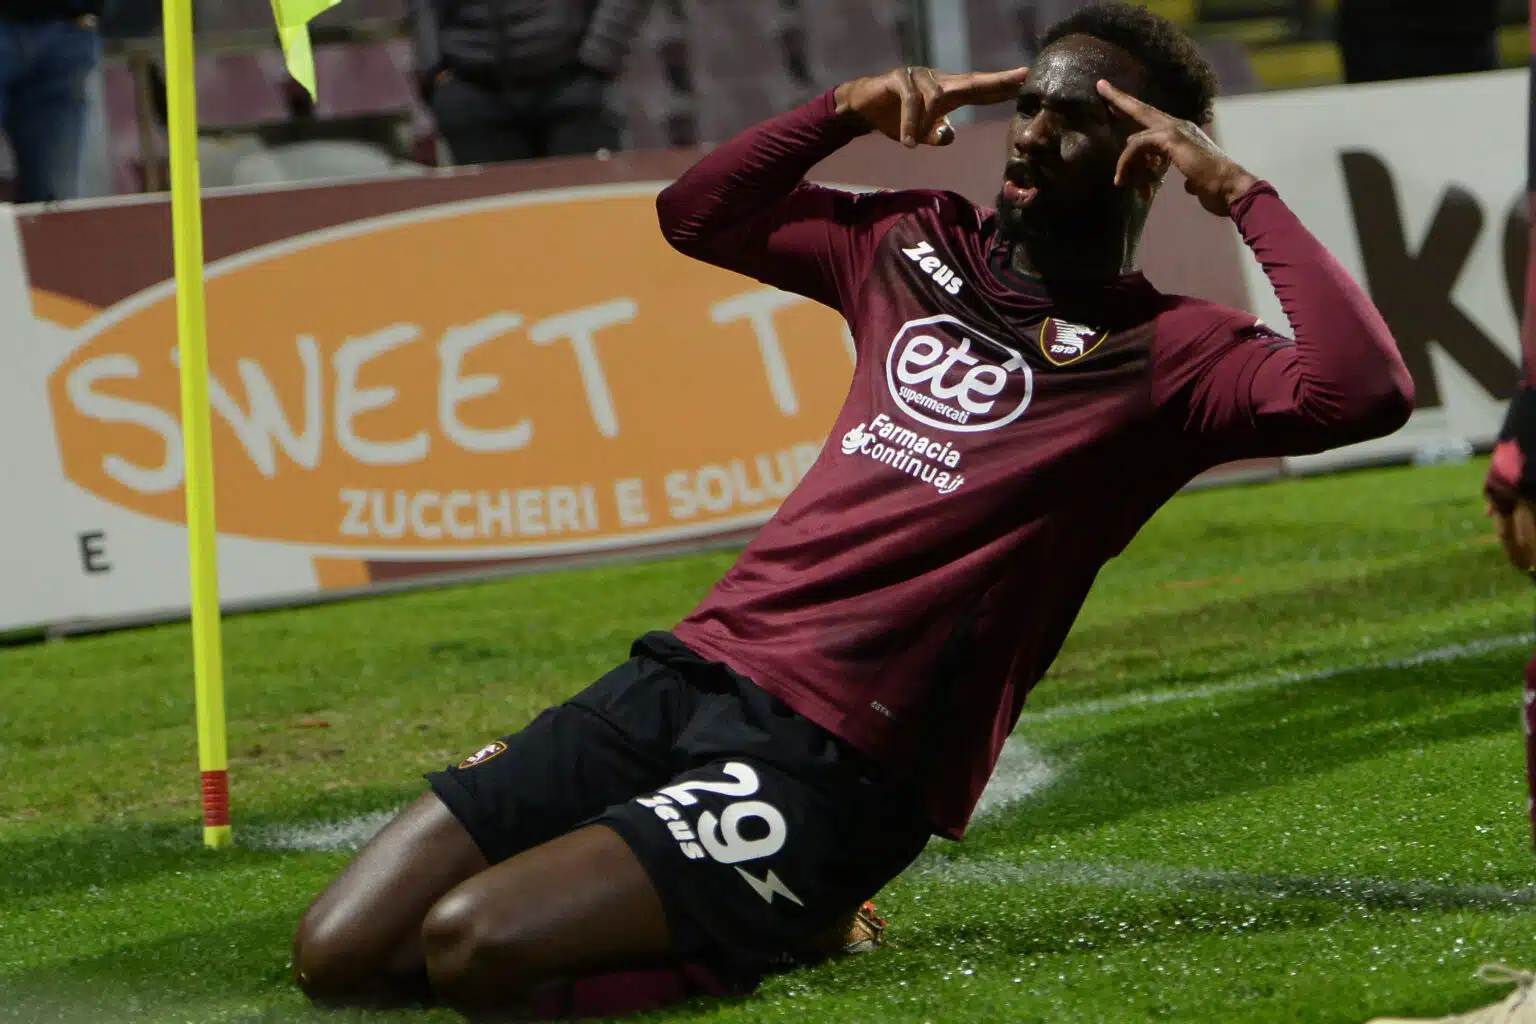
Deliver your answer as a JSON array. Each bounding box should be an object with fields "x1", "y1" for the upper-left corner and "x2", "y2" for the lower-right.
[
  {"x1": 161, "y1": 0, "x2": 230, "y2": 848},
  {"x1": 156, "y1": 0, "x2": 333, "y2": 851}
]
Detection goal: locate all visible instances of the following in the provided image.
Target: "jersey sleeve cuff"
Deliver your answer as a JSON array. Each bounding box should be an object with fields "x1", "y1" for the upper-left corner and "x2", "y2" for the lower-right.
[{"x1": 1227, "y1": 179, "x2": 1280, "y2": 224}]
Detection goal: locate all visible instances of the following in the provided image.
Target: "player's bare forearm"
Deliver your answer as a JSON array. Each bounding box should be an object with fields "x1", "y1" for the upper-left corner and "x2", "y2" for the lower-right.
[{"x1": 1234, "y1": 184, "x2": 1415, "y2": 442}]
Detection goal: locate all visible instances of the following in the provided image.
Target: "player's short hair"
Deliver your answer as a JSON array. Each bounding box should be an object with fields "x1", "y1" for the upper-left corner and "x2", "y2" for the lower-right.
[{"x1": 1038, "y1": 1, "x2": 1219, "y2": 124}]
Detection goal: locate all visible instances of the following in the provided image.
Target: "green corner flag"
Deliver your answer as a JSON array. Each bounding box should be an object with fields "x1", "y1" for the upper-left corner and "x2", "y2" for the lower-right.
[{"x1": 270, "y1": 0, "x2": 339, "y2": 98}]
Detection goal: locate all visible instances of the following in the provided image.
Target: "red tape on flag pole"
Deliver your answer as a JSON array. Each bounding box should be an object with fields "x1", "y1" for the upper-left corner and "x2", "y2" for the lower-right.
[{"x1": 202, "y1": 770, "x2": 231, "y2": 827}]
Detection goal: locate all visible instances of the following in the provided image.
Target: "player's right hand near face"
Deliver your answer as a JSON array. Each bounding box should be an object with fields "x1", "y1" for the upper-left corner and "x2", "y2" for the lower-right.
[{"x1": 834, "y1": 66, "x2": 1031, "y2": 149}]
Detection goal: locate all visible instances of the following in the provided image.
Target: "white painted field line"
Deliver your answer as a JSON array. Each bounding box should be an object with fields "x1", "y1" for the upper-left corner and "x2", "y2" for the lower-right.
[
  {"x1": 249, "y1": 805, "x2": 1536, "y2": 912},
  {"x1": 244, "y1": 810, "x2": 396, "y2": 852},
  {"x1": 971, "y1": 739, "x2": 1058, "y2": 819},
  {"x1": 245, "y1": 633, "x2": 1530, "y2": 853},
  {"x1": 1031, "y1": 633, "x2": 1533, "y2": 721},
  {"x1": 241, "y1": 741, "x2": 1058, "y2": 852},
  {"x1": 909, "y1": 854, "x2": 1536, "y2": 910}
]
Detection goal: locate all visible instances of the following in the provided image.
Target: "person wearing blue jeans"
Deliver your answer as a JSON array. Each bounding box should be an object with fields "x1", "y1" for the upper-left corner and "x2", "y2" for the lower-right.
[{"x1": 0, "y1": 0, "x2": 102, "y2": 203}]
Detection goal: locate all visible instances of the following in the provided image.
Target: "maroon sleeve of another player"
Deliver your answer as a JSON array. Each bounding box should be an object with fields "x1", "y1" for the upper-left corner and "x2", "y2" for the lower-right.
[
  {"x1": 1154, "y1": 181, "x2": 1416, "y2": 459},
  {"x1": 655, "y1": 89, "x2": 922, "y2": 321}
]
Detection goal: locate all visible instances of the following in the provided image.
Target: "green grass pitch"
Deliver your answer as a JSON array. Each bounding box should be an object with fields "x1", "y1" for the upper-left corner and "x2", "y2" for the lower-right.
[{"x1": 4, "y1": 458, "x2": 1536, "y2": 1022}]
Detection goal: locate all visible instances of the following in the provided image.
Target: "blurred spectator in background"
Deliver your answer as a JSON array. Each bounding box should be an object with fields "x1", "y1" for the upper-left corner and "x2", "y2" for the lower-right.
[
  {"x1": 1337, "y1": 0, "x2": 1499, "y2": 84},
  {"x1": 98, "y1": 0, "x2": 155, "y2": 39},
  {"x1": 410, "y1": 0, "x2": 655, "y2": 165},
  {"x1": 0, "y1": 0, "x2": 102, "y2": 201}
]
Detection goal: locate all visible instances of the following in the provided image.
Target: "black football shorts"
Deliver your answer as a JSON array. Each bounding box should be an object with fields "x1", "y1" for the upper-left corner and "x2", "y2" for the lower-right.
[{"x1": 425, "y1": 631, "x2": 933, "y2": 980}]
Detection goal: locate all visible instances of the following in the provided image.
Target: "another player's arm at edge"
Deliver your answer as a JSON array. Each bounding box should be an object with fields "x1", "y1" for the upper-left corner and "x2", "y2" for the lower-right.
[
  {"x1": 1483, "y1": 75, "x2": 1536, "y2": 574},
  {"x1": 1103, "y1": 79, "x2": 1416, "y2": 456}
]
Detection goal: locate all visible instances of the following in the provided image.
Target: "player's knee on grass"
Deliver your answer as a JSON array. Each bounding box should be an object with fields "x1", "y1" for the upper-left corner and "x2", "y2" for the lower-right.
[
  {"x1": 419, "y1": 824, "x2": 675, "y2": 1014},
  {"x1": 290, "y1": 793, "x2": 489, "y2": 1007},
  {"x1": 423, "y1": 884, "x2": 608, "y2": 1013},
  {"x1": 420, "y1": 886, "x2": 548, "y2": 1009},
  {"x1": 291, "y1": 901, "x2": 423, "y2": 1007},
  {"x1": 291, "y1": 908, "x2": 373, "y2": 1005}
]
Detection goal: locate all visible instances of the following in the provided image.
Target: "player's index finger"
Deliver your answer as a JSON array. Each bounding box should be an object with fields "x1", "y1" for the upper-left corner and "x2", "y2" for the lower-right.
[
  {"x1": 1095, "y1": 79, "x2": 1168, "y2": 126},
  {"x1": 945, "y1": 66, "x2": 1030, "y2": 105}
]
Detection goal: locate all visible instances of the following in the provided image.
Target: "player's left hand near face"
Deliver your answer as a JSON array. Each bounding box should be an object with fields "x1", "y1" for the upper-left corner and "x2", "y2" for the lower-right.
[{"x1": 1095, "y1": 79, "x2": 1259, "y2": 217}]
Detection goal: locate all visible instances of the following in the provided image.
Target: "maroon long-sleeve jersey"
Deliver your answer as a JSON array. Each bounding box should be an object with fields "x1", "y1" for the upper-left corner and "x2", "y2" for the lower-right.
[{"x1": 658, "y1": 89, "x2": 1415, "y2": 839}]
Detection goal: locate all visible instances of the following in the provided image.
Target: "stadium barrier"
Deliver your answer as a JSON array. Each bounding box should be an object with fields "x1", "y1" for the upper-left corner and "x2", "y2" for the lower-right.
[{"x1": 0, "y1": 68, "x2": 1523, "y2": 636}]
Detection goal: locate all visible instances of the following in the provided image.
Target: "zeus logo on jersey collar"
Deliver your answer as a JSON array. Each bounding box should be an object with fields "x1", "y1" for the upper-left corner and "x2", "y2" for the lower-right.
[
  {"x1": 1039, "y1": 317, "x2": 1108, "y2": 366},
  {"x1": 886, "y1": 315, "x2": 1034, "y2": 432}
]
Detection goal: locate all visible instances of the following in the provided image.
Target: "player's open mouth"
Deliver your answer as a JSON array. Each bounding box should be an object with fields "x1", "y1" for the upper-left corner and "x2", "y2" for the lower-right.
[{"x1": 1003, "y1": 163, "x2": 1043, "y2": 206}]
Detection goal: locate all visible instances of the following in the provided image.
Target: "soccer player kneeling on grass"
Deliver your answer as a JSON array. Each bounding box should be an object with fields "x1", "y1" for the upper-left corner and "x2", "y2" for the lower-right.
[{"x1": 291, "y1": 2, "x2": 1414, "y2": 1017}]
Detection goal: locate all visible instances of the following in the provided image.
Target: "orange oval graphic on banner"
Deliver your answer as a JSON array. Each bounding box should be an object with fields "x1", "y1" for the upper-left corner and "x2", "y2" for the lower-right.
[{"x1": 47, "y1": 184, "x2": 856, "y2": 555}]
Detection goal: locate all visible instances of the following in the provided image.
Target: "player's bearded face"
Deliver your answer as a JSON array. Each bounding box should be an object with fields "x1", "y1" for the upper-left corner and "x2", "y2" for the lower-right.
[{"x1": 995, "y1": 39, "x2": 1144, "y2": 244}]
